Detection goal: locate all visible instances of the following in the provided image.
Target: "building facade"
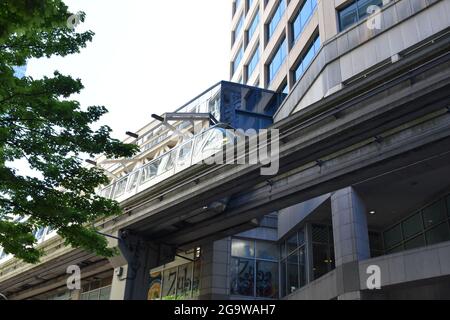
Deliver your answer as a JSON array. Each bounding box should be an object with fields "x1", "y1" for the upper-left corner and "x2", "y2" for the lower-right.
[{"x1": 1, "y1": 0, "x2": 450, "y2": 300}]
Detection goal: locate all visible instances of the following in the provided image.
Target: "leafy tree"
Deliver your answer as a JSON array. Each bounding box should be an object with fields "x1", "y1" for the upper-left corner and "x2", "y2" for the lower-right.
[{"x1": 0, "y1": 0, "x2": 138, "y2": 263}]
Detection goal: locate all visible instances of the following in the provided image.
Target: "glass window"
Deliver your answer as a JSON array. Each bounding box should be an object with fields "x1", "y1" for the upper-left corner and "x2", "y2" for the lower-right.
[
  {"x1": 99, "y1": 286, "x2": 111, "y2": 300},
  {"x1": 256, "y1": 261, "x2": 278, "y2": 298},
  {"x1": 255, "y1": 241, "x2": 278, "y2": 260},
  {"x1": 293, "y1": 34, "x2": 321, "y2": 83},
  {"x1": 232, "y1": 239, "x2": 255, "y2": 258},
  {"x1": 230, "y1": 257, "x2": 255, "y2": 296},
  {"x1": 268, "y1": 38, "x2": 287, "y2": 84},
  {"x1": 234, "y1": 14, "x2": 244, "y2": 43},
  {"x1": 268, "y1": 0, "x2": 285, "y2": 40},
  {"x1": 313, "y1": 243, "x2": 332, "y2": 280},
  {"x1": 447, "y1": 195, "x2": 450, "y2": 217},
  {"x1": 248, "y1": 12, "x2": 260, "y2": 42},
  {"x1": 140, "y1": 160, "x2": 160, "y2": 185},
  {"x1": 113, "y1": 178, "x2": 128, "y2": 198},
  {"x1": 384, "y1": 224, "x2": 402, "y2": 249},
  {"x1": 176, "y1": 263, "x2": 193, "y2": 299},
  {"x1": 357, "y1": 0, "x2": 382, "y2": 20},
  {"x1": 426, "y1": 223, "x2": 450, "y2": 246},
  {"x1": 404, "y1": 235, "x2": 426, "y2": 250},
  {"x1": 338, "y1": 0, "x2": 383, "y2": 31},
  {"x1": 423, "y1": 200, "x2": 447, "y2": 228},
  {"x1": 162, "y1": 267, "x2": 177, "y2": 299},
  {"x1": 287, "y1": 233, "x2": 298, "y2": 254},
  {"x1": 247, "y1": 47, "x2": 260, "y2": 79},
  {"x1": 292, "y1": 0, "x2": 318, "y2": 43},
  {"x1": 233, "y1": 45, "x2": 244, "y2": 76},
  {"x1": 402, "y1": 212, "x2": 423, "y2": 239},
  {"x1": 338, "y1": 1, "x2": 358, "y2": 31},
  {"x1": 126, "y1": 171, "x2": 139, "y2": 192},
  {"x1": 192, "y1": 259, "x2": 201, "y2": 298},
  {"x1": 286, "y1": 251, "x2": 299, "y2": 295}
]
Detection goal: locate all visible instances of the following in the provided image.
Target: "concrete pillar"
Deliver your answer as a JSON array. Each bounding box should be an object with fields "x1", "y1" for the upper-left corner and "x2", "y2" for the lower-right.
[
  {"x1": 107, "y1": 231, "x2": 161, "y2": 300},
  {"x1": 198, "y1": 238, "x2": 230, "y2": 300},
  {"x1": 331, "y1": 187, "x2": 370, "y2": 300}
]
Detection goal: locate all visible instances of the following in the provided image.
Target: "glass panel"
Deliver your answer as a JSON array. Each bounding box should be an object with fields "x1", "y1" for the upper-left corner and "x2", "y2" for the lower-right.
[
  {"x1": 255, "y1": 241, "x2": 278, "y2": 260},
  {"x1": 426, "y1": 223, "x2": 450, "y2": 246},
  {"x1": 248, "y1": 12, "x2": 260, "y2": 42},
  {"x1": 126, "y1": 171, "x2": 139, "y2": 192},
  {"x1": 235, "y1": 14, "x2": 244, "y2": 42},
  {"x1": 384, "y1": 224, "x2": 402, "y2": 249},
  {"x1": 312, "y1": 224, "x2": 329, "y2": 243},
  {"x1": 298, "y1": 246, "x2": 307, "y2": 288},
  {"x1": 287, "y1": 251, "x2": 299, "y2": 295},
  {"x1": 387, "y1": 244, "x2": 404, "y2": 254},
  {"x1": 358, "y1": 0, "x2": 383, "y2": 20},
  {"x1": 230, "y1": 257, "x2": 255, "y2": 296},
  {"x1": 423, "y1": 200, "x2": 447, "y2": 228},
  {"x1": 268, "y1": 38, "x2": 287, "y2": 83},
  {"x1": 280, "y1": 260, "x2": 286, "y2": 297},
  {"x1": 404, "y1": 235, "x2": 426, "y2": 251},
  {"x1": 268, "y1": 0, "x2": 285, "y2": 40},
  {"x1": 280, "y1": 241, "x2": 287, "y2": 260},
  {"x1": 192, "y1": 259, "x2": 201, "y2": 298},
  {"x1": 287, "y1": 233, "x2": 298, "y2": 254},
  {"x1": 99, "y1": 286, "x2": 111, "y2": 300},
  {"x1": 339, "y1": 1, "x2": 358, "y2": 31},
  {"x1": 447, "y1": 194, "x2": 450, "y2": 217},
  {"x1": 148, "y1": 271, "x2": 162, "y2": 300},
  {"x1": 140, "y1": 160, "x2": 160, "y2": 184},
  {"x1": 231, "y1": 239, "x2": 255, "y2": 258},
  {"x1": 313, "y1": 243, "x2": 331, "y2": 280},
  {"x1": 161, "y1": 267, "x2": 177, "y2": 299},
  {"x1": 256, "y1": 261, "x2": 278, "y2": 298},
  {"x1": 176, "y1": 263, "x2": 193, "y2": 299},
  {"x1": 113, "y1": 178, "x2": 128, "y2": 198},
  {"x1": 88, "y1": 290, "x2": 99, "y2": 300},
  {"x1": 402, "y1": 213, "x2": 423, "y2": 239},
  {"x1": 176, "y1": 141, "x2": 193, "y2": 168}
]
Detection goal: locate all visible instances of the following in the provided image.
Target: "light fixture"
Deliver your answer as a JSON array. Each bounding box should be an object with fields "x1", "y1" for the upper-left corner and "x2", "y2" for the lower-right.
[
  {"x1": 369, "y1": 210, "x2": 376, "y2": 215},
  {"x1": 125, "y1": 131, "x2": 139, "y2": 139},
  {"x1": 86, "y1": 159, "x2": 97, "y2": 166},
  {"x1": 151, "y1": 114, "x2": 165, "y2": 122}
]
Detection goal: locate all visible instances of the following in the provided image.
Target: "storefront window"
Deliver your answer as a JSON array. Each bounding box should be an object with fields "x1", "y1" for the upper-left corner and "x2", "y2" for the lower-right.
[
  {"x1": 311, "y1": 225, "x2": 335, "y2": 280},
  {"x1": 230, "y1": 239, "x2": 278, "y2": 298},
  {"x1": 280, "y1": 228, "x2": 307, "y2": 297}
]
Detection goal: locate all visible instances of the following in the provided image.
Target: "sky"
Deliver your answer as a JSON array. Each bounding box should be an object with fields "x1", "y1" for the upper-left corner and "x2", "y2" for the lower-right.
[{"x1": 27, "y1": 0, "x2": 232, "y2": 140}]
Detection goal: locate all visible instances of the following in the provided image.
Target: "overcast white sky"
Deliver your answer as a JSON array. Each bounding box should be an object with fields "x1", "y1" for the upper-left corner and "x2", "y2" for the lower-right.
[{"x1": 27, "y1": 0, "x2": 232, "y2": 140}]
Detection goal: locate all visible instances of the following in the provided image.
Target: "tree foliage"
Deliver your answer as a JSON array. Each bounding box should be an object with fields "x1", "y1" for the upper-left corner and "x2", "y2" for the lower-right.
[{"x1": 0, "y1": 0, "x2": 139, "y2": 263}]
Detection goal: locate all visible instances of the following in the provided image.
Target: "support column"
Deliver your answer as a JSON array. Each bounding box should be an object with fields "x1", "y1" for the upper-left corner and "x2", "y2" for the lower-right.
[
  {"x1": 108, "y1": 230, "x2": 162, "y2": 300},
  {"x1": 198, "y1": 238, "x2": 230, "y2": 300},
  {"x1": 331, "y1": 187, "x2": 370, "y2": 300}
]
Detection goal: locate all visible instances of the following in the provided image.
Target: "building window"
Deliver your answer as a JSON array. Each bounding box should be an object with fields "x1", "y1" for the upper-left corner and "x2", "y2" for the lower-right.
[
  {"x1": 230, "y1": 238, "x2": 279, "y2": 298},
  {"x1": 268, "y1": 37, "x2": 287, "y2": 85},
  {"x1": 268, "y1": 0, "x2": 286, "y2": 41},
  {"x1": 233, "y1": 0, "x2": 243, "y2": 16},
  {"x1": 311, "y1": 224, "x2": 335, "y2": 280},
  {"x1": 149, "y1": 251, "x2": 202, "y2": 300},
  {"x1": 383, "y1": 194, "x2": 450, "y2": 254},
  {"x1": 291, "y1": 0, "x2": 317, "y2": 44},
  {"x1": 247, "y1": 46, "x2": 260, "y2": 79},
  {"x1": 292, "y1": 33, "x2": 320, "y2": 83},
  {"x1": 80, "y1": 278, "x2": 112, "y2": 300},
  {"x1": 338, "y1": 0, "x2": 383, "y2": 31},
  {"x1": 232, "y1": 45, "x2": 244, "y2": 76},
  {"x1": 234, "y1": 14, "x2": 245, "y2": 45},
  {"x1": 280, "y1": 228, "x2": 306, "y2": 297},
  {"x1": 248, "y1": 11, "x2": 260, "y2": 43}
]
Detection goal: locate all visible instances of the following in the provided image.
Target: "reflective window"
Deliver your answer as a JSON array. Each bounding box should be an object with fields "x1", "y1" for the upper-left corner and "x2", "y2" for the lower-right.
[
  {"x1": 292, "y1": 0, "x2": 317, "y2": 43},
  {"x1": 293, "y1": 34, "x2": 321, "y2": 83},
  {"x1": 247, "y1": 47, "x2": 260, "y2": 79},
  {"x1": 234, "y1": 14, "x2": 244, "y2": 44},
  {"x1": 383, "y1": 193, "x2": 450, "y2": 253},
  {"x1": 248, "y1": 11, "x2": 260, "y2": 42},
  {"x1": 268, "y1": 0, "x2": 285, "y2": 40},
  {"x1": 268, "y1": 38, "x2": 287, "y2": 84},
  {"x1": 230, "y1": 239, "x2": 278, "y2": 298},
  {"x1": 311, "y1": 224, "x2": 335, "y2": 280},
  {"x1": 423, "y1": 200, "x2": 447, "y2": 228},
  {"x1": 233, "y1": 45, "x2": 244, "y2": 76},
  {"x1": 338, "y1": 0, "x2": 383, "y2": 31}
]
